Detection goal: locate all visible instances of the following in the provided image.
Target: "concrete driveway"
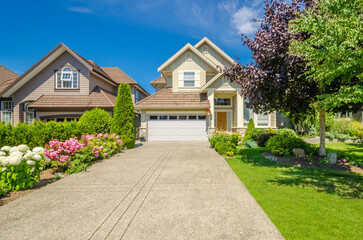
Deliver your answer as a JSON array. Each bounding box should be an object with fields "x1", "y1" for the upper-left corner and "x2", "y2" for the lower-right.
[{"x1": 0, "y1": 142, "x2": 283, "y2": 240}]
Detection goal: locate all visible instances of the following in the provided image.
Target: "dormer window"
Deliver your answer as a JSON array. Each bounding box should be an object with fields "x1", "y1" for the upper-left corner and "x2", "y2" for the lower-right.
[
  {"x1": 56, "y1": 67, "x2": 78, "y2": 89},
  {"x1": 183, "y1": 72, "x2": 195, "y2": 87}
]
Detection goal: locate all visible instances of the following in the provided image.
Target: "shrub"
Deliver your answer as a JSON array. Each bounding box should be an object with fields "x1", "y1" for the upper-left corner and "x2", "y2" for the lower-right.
[
  {"x1": 249, "y1": 128, "x2": 267, "y2": 141},
  {"x1": 335, "y1": 133, "x2": 351, "y2": 142},
  {"x1": 229, "y1": 132, "x2": 242, "y2": 146},
  {"x1": 0, "y1": 145, "x2": 49, "y2": 191},
  {"x1": 214, "y1": 142, "x2": 236, "y2": 156},
  {"x1": 325, "y1": 131, "x2": 336, "y2": 141},
  {"x1": 209, "y1": 132, "x2": 229, "y2": 148},
  {"x1": 0, "y1": 181, "x2": 7, "y2": 196},
  {"x1": 330, "y1": 118, "x2": 353, "y2": 134},
  {"x1": 243, "y1": 119, "x2": 255, "y2": 143},
  {"x1": 257, "y1": 133, "x2": 276, "y2": 147},
  {"x1": 351, "y1": 121, "x2": 363, "y2": 139},
  {"x1": 111, "y1": 84, "x2": 135, "y2": 149},
  {"x1": 245, "y1": 139, "x2": 258, "y2": 148},
  {"x1": 45, "y1": 133, "x2": 123, "y2": 173},
  {"x1": 308, "y1": 126, "x2": 318, "y2": 138},
  {"x1": 266, "y1": 135, "x2": 316, "y2": 156},
  {"x1": 79, "y1": 108, "x2": 111, "y2": 134},
  {"x1": 275, "y1": 128, "x2": 298, "y2": 138}
]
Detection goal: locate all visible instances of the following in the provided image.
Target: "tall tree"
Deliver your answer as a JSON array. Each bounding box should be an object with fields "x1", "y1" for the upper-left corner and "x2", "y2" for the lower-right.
[
  {"x1": 111, "y1": 84, "x2": 135, "y2": 149},
  {"x1": 289, "y1": 0, "x2": 363, "y2": 154}
]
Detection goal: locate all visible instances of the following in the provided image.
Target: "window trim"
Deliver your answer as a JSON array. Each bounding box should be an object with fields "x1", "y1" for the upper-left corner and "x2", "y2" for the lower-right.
[
  {"x1": 1, "y1": 111, "x2": 12, "y2": 125},
  {"x1": 183, "y1": 71, "x2": 195, "y2": 88},
  {"x1": 1, "y1": 101, "x2": 12, "y2": 111},
  {"x1": 214, "y1": 98, "x2": 231, "y2": 106},
  {"x1": 55, "y1": 67, "x2": 79, "y2": 89}
]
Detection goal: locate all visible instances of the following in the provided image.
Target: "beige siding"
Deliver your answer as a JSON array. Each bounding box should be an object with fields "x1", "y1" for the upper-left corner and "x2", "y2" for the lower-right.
[
  {"x1": 232, "y1": 95, "x2": 237, "y2": 128},
  {"x1": 164, "y1": 50, "x2": 214, "y2": 92},
  {"x1": 11, "y1": 51, "x2": 91, "y2": 124},
  {"x1": 89, "y1": 73, "x2": 115, "y2": 94},
  {"x1": 197, "y1": 43, "x2": 232, "y2": 69}
]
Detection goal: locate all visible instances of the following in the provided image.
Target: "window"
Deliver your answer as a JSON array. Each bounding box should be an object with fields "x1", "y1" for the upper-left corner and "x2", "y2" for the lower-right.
[
  {"x1": 214, "y1": 98, "x2": 231, "y2": 106},
  {"x1": 135, "y1": 90, "x2": 139, "y2": 103},
  {"x1": 257, "y1": 114, "x2": 269, "y2": 127},
  {"x1": 1, "y1": 101, "x2": 12, "y2": 110},
  {"x1": 183, "y1": 72, "x2": 195, "y2": 87},
  {"x1": 169, "y1": 116, "x2": 177, "y2": 120},
  {"x1": 56, "y1": 67, "x2": 78, "y2": 89},
  {"x1": 150, "y1": 116, "x2": 158, "y2": 120},
  {"x1": 23, "y1": 102, "x2": 35, "y2": 124},
  {"x1": 198, "y1": 116, "x2": 206, "y2": 120},
  {"x1": 179, "y1": 116, "x2": 187, "y2": 120},
  {"x1": 56, "y1": 118, "x2": 65, "y2": 122},
  {"x1": 159, "y1": 115, "x2": 167, "y2": 120},
  {"x1": 1, "y1": 112, "x2": 12, "y2": 125},
  {"x1": 189, "y1": 116, "x2": 197, "y2": 120}
]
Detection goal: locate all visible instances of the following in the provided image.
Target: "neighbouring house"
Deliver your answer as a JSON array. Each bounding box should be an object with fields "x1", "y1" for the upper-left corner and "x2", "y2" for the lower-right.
[
  {"x1": 0, "y1": 43, "x2": 149, "y2": 133},
  {"x1": 135, "y1": 37, "x2": 277, "y2": 141}
]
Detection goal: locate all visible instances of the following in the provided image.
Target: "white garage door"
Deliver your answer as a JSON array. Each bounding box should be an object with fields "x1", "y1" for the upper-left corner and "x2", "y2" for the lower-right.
[{"x1": 148, "y1": 117, "x2": 207, "y2": 141}]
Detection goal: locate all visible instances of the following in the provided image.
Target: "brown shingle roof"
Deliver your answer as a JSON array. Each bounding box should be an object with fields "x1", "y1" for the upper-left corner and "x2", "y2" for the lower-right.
[
  {"x1": 0, "y1": 65, "x2": 18, "y2": 84},
  {"x1": 135, "y1": 88, "x2": 209, "y2": 109},
  {"x1": 150, "y1": 76, "x2": 166, "y2": 85},
  {"x1": 28, "y1": 86, "x2": 116, "y2": 109},
  {"x1": 101, "y1": 67, "x2": 137, "y2": 84},
  {"x1": 0, "y1": 77, "x2": 18, "y2": 94}
]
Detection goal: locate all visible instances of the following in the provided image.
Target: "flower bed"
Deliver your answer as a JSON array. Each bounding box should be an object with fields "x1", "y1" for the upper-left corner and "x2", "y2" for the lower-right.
[
  {"x1": 45, "y1": 133, "x2": 123, "y2": 173},
  {"x1": 0, "y1": 145, "x2": 49, "y2": 193}
]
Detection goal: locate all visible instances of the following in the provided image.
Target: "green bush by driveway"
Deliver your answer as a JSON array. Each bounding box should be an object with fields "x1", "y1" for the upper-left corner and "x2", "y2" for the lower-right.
[{"x1": 226, "y1": 148, "x2": 362, "y2": 240}]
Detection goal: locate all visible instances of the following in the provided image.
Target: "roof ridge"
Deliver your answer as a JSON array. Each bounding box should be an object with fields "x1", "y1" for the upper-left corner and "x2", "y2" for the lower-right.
[
  {"x1": 97, "y1": 86, "x2": 114, "y2": 106},
  {"x1": 135, "y1": 87, "x2": 169, "y2": 106}
]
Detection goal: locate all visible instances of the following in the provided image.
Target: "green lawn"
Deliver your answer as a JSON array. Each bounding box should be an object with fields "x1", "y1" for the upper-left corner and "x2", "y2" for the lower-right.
[{"x1": 226, "y1": 147, "x2": 363, "y2": 240}]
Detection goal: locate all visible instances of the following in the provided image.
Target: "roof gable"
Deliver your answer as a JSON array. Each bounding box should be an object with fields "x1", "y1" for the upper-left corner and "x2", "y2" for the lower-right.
[
  {"x1": 194, "y1": 37, "x2": 235, "y2": 65},
  {"x1": 157, "y1": 43, "x2": 218, "y2": 72},
  {"x1": 1, "y1": 43, "x2": 116, "y2": 97}
]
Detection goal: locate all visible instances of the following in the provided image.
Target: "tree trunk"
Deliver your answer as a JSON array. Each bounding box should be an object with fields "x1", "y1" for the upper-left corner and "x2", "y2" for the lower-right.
[{"x1": 319, "y1": 109, "x2": 326, "y2": 156}]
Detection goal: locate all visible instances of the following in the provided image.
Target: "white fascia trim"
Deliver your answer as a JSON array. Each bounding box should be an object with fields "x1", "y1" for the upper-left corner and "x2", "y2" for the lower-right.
[
  {"x1": 157, "y1": 43, "x2": 218, "y2": 72},
  {"x1": 199, "y1": 72, "x2": 224, "y2": 93},
  {"x1": 135, "y1": 105, "x2": 210, "y2": 110},
  {"x1": 194, "y1": 37, "x2": 235, "y2": 65}
]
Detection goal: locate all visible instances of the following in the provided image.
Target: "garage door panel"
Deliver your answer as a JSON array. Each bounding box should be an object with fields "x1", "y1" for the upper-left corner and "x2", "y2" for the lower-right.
[{"x1": 148, "y1": 120, "x2": 207, "y2": 141}]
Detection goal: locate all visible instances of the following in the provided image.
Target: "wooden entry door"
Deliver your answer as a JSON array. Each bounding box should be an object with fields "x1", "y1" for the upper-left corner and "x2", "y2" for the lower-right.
[{"x1": 216, "y1": 112, "x2": 227, "y2": 131}]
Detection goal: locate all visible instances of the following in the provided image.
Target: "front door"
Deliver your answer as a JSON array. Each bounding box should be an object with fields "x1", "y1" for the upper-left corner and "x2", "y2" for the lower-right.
[{"x1": 216, "y1": 112, "x2": 227, "y2": 131}]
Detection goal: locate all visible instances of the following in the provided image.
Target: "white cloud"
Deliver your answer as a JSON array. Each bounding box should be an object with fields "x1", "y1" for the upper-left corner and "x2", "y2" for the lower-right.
[
  {"x1": 231, "y1": 7, "x2": 259, "y2": 35},
  {"x1": 67, "y1": 7, "x2": 93, "y2": 13}
]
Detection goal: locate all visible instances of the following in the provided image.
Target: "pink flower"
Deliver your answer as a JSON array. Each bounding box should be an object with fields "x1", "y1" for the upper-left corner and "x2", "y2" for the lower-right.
[
  {"x1": 342, "y1": 159, "x2": 347, "y2": 163},
  {"x1": 104, "y1": 153, "x2": 108, "y2": 157},
  {"x1": 104, "y1": 134, "x2": 108, "y2": 138},
  {"x1": 95, "y1": 154, "x2": 99, "y2": 158}
]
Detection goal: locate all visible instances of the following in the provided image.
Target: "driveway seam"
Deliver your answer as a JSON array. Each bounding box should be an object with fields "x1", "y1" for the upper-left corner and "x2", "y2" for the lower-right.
[
  {"x1": 88, "y1": 144, "x2": 173, "y2": 239},
  {"x1": 119, "y1": 143, "x2": 176, "y2": 240},
  {"x1": 105, "y1": 143, "x2": 176, "y2": 239}
]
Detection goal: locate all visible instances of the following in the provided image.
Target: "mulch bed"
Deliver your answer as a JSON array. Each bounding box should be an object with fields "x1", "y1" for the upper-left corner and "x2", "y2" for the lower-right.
[
  {"x1": 261, "y1": 152, "x2": 363, "y2": 174},
  {"x1": 0, "y1": 168, "x2": 67, "y2": 206}
]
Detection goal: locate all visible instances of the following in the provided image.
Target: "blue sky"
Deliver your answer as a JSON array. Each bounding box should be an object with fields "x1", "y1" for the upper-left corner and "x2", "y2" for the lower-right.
[{"x1": 0, "y1": 0, "x2": 264, "y2": 94}]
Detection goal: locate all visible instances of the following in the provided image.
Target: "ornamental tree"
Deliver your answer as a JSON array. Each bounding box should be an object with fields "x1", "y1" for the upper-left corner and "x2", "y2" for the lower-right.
[
  {"x1": 111, "y1": 84, "x2": 135, "y2": 149},
  {"x1": 289, "y1": 0, "x2": 363, "y2": 154}
]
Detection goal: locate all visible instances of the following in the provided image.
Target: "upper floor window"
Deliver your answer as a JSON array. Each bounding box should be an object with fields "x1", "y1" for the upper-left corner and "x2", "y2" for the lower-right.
[
  {"x1": 183, "y1": 72, "x2": 195, "y2": 87},
  {"x1": 135, "y1": 90, "x2": 139, "y2": 103},
  {"x1": 56, "y1": 67, "x2": 78, "y2": 89},
  {"x1": 1, "y1": 101, "x2": 12, "y2": 111},
  {"x1": 214, "y1": 98, "x2": 231, "y2": 106},
  {"x1": 23, "y1": 102, "x2": 35, "y2": 124}
]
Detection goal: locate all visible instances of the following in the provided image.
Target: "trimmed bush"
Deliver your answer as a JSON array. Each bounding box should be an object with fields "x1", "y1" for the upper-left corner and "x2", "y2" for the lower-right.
[
  {"x1": 308, "y1": 126, "x2": 318, "y2": 138},
  {"x1": 257, "y1": 133, "x2": 276, "y2": 147},
  {"x1": 243, "y1": 119, "x2": 255, "y2": 143},
  {"x1": 79, "y1": 108, "x2": 111, "y2": 134},
  {"x1": 229, "y1": 132, "x2": 242, "y2": 146},
  {"x1": 245, "y1": 139, "x2": 258, "y2": 148},
  {"x1": 111, "y1": 84, "x2": 135, "y2": 149},
  {"x1": 275, "y1": 128, "x2": 298, "y2": 138},
  {"x1": 209, "y1": 132, "x2": 229, "y2": 148},
  {"x1": 214, "y1": 142, "x2": 237, "y2": 156},
  {"x1": 266, "y1": 135, "x2": 316, "y2": 156},
  {"x1": 250, "y1": 128, "x2": 267, "y2": 141}
]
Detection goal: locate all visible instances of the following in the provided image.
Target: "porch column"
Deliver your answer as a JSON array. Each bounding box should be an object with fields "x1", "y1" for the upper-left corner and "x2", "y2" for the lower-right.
[
  {"x1": 208, "y1": 90, "x2": 215, "y2": 131},
  {"x1": 236, "y1": 93, "x2": 244, "y2": 128}
]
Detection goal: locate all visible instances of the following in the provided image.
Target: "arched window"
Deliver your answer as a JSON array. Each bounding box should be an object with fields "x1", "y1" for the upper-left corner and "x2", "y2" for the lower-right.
[
  {"x1": 56, "y1": 67, "x2": 78, "y2": 89},
  {"x1": 23, "y1": 101, "x2": 35, "y2": 124}
]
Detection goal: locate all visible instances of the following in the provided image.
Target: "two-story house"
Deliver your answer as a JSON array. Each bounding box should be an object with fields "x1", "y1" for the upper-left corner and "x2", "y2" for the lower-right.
[
  {"x1": 0, "y1": 43, "x2": 149, "y2": 129},
  {"x1": 135, "y1": 37, "x2": 277, "y2": 141}
]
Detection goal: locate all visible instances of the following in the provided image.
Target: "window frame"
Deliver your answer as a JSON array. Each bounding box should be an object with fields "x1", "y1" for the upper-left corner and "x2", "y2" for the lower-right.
[
  {"x1": 214, "y1": 98, "x2": 231, "y2": 106},
  {"x1": 56, "y1": 67, "x2": 79, "y2": 89},
  {"x1": 1, "y1": 101, "x2": 12, "y2": 111},
  {"x1": 183, "y1": 72, "x2": 195, "y2": 88},
  {"x1": 1, "y1": 111, "x2": 12, "y2": 125}
]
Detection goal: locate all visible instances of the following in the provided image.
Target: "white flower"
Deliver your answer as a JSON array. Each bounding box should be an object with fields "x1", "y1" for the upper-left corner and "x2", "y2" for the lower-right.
[
  {"x1": 0, "y1": 151, "x2": 6, "y2": 157},
  {"x1": 9, "y1": 151, "x2": 23, "y2": 165},
  {"x1": 26, "y1": 160, "x2": 35, "y2": 165},
  {"x1": 9, "y1": 146, "x2": 19, "y2": 153},
  {"x1": 1, "y1": 167, "x2": 6, "y2": 172},
  {"x1": 30, "y1": 167, "x2": 35, "y2": 173},
  {"x1": 0, "y1": 156, "x2": 10, "y2": 166},
  {"x1": 33, "y1": 154, "x2": 42, "y2": 161},
  {"x1": 24, "y1": 151, "x2": 34, "y2": 160},
  {"x1": 32, "y1": 147, "x2": 44, "y2": 155},
  {"x1": 1, "y1": 146, "x2": 11, "y2": 152},
  {"x1": 18, "y1": 144, "x2": 30, "y2": 152}
]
